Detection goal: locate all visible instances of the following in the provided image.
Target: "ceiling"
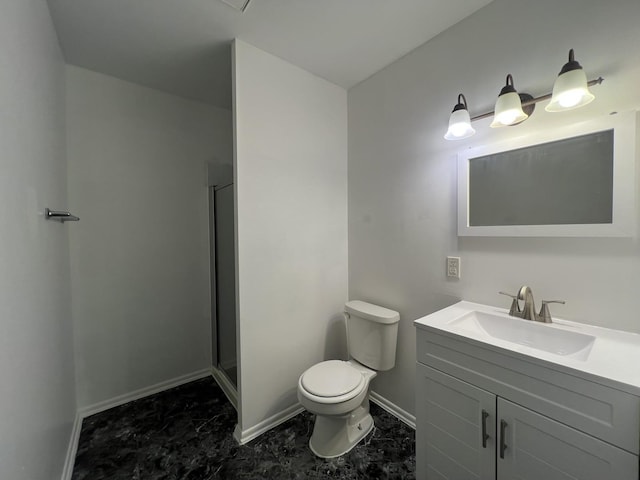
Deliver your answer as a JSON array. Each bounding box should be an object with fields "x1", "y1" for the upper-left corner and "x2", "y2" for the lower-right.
[{"x1": 47, "y1": 0, "x2": 493, "y2": 110}]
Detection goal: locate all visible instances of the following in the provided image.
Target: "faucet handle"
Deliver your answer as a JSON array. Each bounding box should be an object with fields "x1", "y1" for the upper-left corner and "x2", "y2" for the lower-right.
[
  {"x1": 499, "y1": 291, "x2": 520, "y2": 316},
  {"x1": 539, "y1": 300, "x2": 565, "y2": 323}
]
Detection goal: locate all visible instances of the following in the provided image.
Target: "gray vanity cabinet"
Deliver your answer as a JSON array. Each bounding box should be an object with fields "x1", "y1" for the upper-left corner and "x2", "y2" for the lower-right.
[
  {"x1": 416, "y1": 330, "x2": 640, "y2": 480},
  {"x1": 416, "y1": 364, "x2": 496, "y2": 479},
  {"x1": 498, "y1": 398, "x2": 638, "y2": 479}
]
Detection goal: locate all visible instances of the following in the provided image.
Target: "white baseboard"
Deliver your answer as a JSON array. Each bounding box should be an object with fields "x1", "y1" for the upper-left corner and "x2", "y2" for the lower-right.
[
  {"x1": 210, "y1": 366, "x2": 238, "y2": 411},
  {"x1": 60, "y1": 411, "x2": 83, "y2": 480},
  {"x1": 370, "y1": 391, "x2": 416, "y2": 429},
  {"x1": 78, "y1": 368, "x2": 212, "y2": 418},
  {"x1": 233, "y1": 403, "x2": 304, "y2": 445}
]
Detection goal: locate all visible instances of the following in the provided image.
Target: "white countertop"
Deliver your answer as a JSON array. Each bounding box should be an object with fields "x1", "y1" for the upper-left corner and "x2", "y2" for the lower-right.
[{"x1": 414, "y1": 301, "x2": 640, "y2": 396}]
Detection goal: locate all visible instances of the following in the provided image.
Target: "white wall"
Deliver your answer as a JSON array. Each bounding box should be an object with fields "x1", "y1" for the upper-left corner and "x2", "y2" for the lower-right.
[
  {"x1": 348, "y1": 0, "x2": 640, "y2": 416},
  {"x1": 0, "y1": 1, "x2": 76, "y2": 478},
  {"x1": 233, "y1": 39, "x2": 348, "y2": 437},
  {"x1": 66, "y1": 66, "x2": 233, "y2": 408}
]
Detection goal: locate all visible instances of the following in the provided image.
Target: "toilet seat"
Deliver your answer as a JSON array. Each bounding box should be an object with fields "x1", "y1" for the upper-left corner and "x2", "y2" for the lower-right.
[{"x1": 299, "y1": 360, "x2": 366, "y2": 404}]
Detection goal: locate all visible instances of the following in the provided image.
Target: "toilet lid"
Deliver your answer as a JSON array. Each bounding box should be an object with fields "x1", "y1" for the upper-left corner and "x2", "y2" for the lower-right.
[{"x1": 301, "y1": 360, "x2": 364, "y2": 398}]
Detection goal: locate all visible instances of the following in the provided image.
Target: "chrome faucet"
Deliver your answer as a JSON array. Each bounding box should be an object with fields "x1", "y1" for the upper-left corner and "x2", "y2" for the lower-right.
[{"x1": 499, "y1": 286, "x2": 565, "y2": 323}]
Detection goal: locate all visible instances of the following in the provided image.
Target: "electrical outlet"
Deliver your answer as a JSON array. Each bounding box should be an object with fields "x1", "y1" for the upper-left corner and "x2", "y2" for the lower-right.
[{"x1": 447, "y1": 256, "x2": 461, "y2": 278}]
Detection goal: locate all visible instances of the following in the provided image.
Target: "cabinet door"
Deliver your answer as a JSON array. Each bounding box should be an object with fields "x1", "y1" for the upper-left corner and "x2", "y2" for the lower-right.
[
  {"x1": 416, "y1": 364, "x2": 496, "y2": 480},
  {"x1": 497, "y1": 397, "x2": 638, "y2": 480}
]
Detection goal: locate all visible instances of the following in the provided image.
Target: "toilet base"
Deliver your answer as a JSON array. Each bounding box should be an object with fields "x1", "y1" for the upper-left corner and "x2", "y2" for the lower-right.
[{"x1": 308, "y1": 400, "x2": 374, "y2": 458}]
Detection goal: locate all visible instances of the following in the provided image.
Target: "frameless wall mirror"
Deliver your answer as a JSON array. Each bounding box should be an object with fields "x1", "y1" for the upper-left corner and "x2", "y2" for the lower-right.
[{"x1": 458, "y1": 111, "x2": 636, "y2": 237}]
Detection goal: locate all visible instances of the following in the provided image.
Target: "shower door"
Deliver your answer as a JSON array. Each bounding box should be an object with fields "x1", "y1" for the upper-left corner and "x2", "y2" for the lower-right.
[{"x1": 210, "y1": 184, "x2": 237, "y2": 387}]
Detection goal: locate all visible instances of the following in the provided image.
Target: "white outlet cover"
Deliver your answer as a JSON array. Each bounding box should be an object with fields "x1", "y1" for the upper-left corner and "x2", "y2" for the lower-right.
[{"x1": 447, "y1": 256, "x2": 461, "y2": 278}]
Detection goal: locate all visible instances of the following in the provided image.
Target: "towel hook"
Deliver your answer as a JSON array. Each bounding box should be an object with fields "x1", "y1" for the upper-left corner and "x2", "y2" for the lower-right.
[{"x1": 45, "y1": 208, "x2": 80, "y2": 223}]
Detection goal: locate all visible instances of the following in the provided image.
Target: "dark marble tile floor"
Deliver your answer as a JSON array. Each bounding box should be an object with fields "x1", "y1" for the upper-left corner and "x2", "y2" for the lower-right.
[{"x1": 72, "y1": 377, "x2": 415, "y2": 479}]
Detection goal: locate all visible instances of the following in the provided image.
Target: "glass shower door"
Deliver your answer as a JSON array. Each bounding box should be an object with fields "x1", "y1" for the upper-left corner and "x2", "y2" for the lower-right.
[{"x1": 210, "y1": 184, "x2": 237, "y2": 387}]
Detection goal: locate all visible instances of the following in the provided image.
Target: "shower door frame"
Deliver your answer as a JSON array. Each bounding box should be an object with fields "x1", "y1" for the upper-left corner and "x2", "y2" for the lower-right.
[{"x1": 208, "y1": 184, "x2": 238, "y2": 409}]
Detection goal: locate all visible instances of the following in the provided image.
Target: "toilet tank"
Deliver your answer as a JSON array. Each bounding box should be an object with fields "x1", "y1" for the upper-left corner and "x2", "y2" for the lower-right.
[{"x1": 344, "y1": 300, "x2": 400, "y2": 371}]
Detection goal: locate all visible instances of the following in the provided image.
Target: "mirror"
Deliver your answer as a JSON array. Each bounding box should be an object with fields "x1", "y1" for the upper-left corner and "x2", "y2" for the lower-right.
[{"x1": 458, "y1": 112, "x2": 636, "y2": 237}]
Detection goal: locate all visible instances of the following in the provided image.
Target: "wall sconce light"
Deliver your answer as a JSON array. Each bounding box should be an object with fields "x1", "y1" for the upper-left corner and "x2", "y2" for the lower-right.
[
  {"x1": 444, "y1": 94, "x2": 475, "y2": 140},
  {"x1": 490, "y1": 74, "x2": 530, "y2": 128},
  {"x1": 546, "y1": 49, "x2": 595, "y2": 112},
  {"x1": 445, "y1": 49, "x2": 603, "y2": 140}
]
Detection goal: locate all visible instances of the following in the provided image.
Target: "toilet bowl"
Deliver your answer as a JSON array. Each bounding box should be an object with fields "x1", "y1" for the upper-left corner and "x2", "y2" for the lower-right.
[
  {"x1": 298, "y1": 360, "x2": 376, "y2": 458},
  {"x1": 297, "y1": 301, "x2": 400, "y2": 458}
]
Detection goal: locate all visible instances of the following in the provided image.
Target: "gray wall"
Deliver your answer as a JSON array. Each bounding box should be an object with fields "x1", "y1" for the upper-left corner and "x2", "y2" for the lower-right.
[
  {"x1": 66, "y1": 66, "x2": 233, "y2": 409},
  {"x1": 233, "y1": 40, "x2": 348, "y2": 439},
  {"x1": 348, "y1": 0, "x2": 640, "y2": 416},
  {"x1": 0, "y1": 1, "x2": 76, "y2": 478}
]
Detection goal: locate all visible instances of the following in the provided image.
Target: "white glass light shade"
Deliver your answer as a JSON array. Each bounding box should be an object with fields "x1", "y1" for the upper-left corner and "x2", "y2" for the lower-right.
[
  {"x1": 490, "y1": 91, "x2": 528, "y2": 128},
  {"x1": 545, "y1": 68, "x2": 595, "y2": 112},
  {"x1": 444, "y1": 108, "x2": 475, "y2": 140}
]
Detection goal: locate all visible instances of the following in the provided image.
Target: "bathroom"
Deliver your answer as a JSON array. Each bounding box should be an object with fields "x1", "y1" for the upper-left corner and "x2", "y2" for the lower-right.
[{"x1": 2, "y1": 0, "x2": 640, "y2": 478}]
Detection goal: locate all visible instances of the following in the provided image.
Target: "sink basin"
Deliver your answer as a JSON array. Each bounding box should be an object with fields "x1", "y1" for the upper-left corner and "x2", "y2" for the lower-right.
[
  {"x1": 448, "y1": 311, "x2": 596, "y2": 360},
  {"x1": 415, "y1": 300, "x2": 640, "y2": 393}
]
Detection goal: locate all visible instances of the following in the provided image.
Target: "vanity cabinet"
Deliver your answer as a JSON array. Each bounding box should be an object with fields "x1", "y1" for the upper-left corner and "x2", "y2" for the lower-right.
[
  {"x1": 415, "y1": 328, "x2": 640, "y2": 480},
  {"x1": 417, "y1": 364, "x2": 496, "y2": 479}
]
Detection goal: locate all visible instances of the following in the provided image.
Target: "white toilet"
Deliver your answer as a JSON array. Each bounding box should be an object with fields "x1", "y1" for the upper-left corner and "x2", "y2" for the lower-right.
[{"x1": 297, "y1": 300, "x2": 400, "y2": 458}]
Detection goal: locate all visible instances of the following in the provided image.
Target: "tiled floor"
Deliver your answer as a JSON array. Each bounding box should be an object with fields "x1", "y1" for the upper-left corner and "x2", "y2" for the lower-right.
[{"x1": 72, "y1": 377, "x2": 415, "y2": 479}]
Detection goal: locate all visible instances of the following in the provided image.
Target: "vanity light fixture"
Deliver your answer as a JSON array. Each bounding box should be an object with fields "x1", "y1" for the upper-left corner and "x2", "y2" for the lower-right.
[
  {"x1": 445, "y1": 49, "x2": 603, "y2": 140},
  {"x1": 490, "y1": 74, "x2": 530, "y2": 128},
  {"x1": 545, "y1": 49, "x2": 595, "y2": 112},
  {"x1": 444, "y1": 94, "x2": 475, "y2": 140}
]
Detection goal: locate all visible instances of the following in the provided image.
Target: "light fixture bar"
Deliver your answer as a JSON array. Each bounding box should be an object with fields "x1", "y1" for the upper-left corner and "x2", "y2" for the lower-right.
[{"x1": 470, "y1": 77, "x2": 604, "y2": 122}]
